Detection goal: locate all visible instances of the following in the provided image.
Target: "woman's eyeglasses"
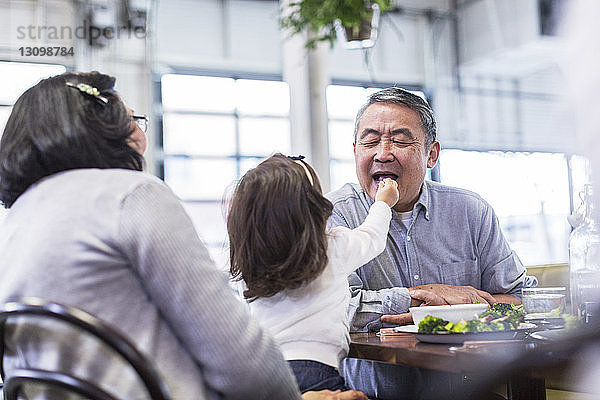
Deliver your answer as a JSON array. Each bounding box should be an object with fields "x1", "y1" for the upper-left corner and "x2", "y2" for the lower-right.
[{"x1": 131, "y1": 114, "x2": 148, "y2": 133}]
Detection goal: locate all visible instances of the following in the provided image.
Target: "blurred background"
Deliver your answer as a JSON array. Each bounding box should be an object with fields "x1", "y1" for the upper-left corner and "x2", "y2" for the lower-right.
[{"x1": 0, "y1": 0, "x2": 583, "y2": 271}]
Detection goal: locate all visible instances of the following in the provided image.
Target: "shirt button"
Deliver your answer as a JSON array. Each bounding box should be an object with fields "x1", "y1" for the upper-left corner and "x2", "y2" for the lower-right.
[
  {"x1": 414, "y1": 274, "x2": 420, "y2": 280},
  {"x1": 406, "y1": 235, "x2": 411, "y2": 242}
]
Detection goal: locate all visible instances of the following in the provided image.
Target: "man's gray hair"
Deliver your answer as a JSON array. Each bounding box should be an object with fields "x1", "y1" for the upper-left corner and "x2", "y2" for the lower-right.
[{"x1": 354, "y1": 87, "x2": 437, "y2": 145}]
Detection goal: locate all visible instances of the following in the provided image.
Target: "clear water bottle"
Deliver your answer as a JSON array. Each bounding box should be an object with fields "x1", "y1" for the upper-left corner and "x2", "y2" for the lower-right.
[{"x1": 569, "y1": 184, "x2": 600, "y2": 321}]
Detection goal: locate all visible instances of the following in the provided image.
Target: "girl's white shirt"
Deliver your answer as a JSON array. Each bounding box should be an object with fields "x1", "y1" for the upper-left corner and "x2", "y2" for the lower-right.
[{"x1": 243, "y1": 201, "x2": 392, "y2": 368}]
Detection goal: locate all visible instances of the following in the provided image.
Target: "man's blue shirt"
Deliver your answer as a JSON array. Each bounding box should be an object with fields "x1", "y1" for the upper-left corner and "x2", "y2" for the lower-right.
[{"x1": 326, "y1": 180, "x2": 526, "y2": 332}]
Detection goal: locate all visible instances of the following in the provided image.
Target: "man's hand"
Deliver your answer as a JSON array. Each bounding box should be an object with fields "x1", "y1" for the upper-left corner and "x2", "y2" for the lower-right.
[
  {"x1": 410, "y1": 284, "x2": 496, "y2": 306},
  {"x1": 380, "y1": 287, "x2": 447, "y2": 325},
  {"x1": 492, "y1": 294, "x2": 521, "y2": 305},
  {"x1": 380, "y1": 284, "x2": 497, "y2": 326},
  {"x1": 301, "y1": 389, "x2": 368, "y2": 400},
  {"x1": 380, "y1": 312, "x2": 413, "y2": 325}
]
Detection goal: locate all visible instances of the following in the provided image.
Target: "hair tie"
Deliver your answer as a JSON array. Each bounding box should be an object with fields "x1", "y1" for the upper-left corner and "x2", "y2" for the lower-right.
[
  {"x1": 65, "y1": 82, "x2": 108, "y2": 105},
  {"x1": 287, "y1": 155, "x2": 314, "y2": 186}
]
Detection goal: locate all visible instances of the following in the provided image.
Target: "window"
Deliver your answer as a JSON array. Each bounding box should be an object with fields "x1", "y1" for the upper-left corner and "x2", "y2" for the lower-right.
[
  {"x1": 0, "y1": 107, "x2": 11, "y2": 135},
  {"x1": 160, "y1": 74, "x2": 291, "y2": 268},
  {"x1": 327, "y1": 85, "x2": 367, "y2": 191},
  {"x1": 438, "y1": 150, "x2": 574, "y2": 265},
  {"x1": 160, "y1": 76, "x2": 581, "y2": 268},
  {"x1": 326, "y1": 84, "x2": 427, "y2": 191},
  {"x1": 0, "y1": 61, "x2": 67, "y2": 220},
  {"x1": 325, "y1": 83, "x2": 581, "y2": 266},
  {"x1": 0, "y1": 61, "x2": 66, "y2": 137}
]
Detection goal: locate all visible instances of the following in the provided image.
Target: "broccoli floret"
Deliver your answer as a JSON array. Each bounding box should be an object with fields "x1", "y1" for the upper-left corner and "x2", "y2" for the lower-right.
[
  {"x1": 489, "y1": 302, "x2": 515, "y2": 314},
  {"x1": 498, "y1": 317, "x2": 517, "y2": 330},
  {"x1": 450, "y1": 321, "x2": 467, "y2": 332},
  {"x1": 489, "y1": 320, "x2": 506, "y2": 331},
  {"x1": 464, "y1": 320, "x2": 486, "y2": 332},
  {"x1": 495, "y1": 303, "x2": 524, "y2": 321},
  {"x1": 417, "y1": 304, "x2": 525, "y2": 334},
  {"x1": 479, "y1": 309, "x2": 502, "y2": 320},
  {"x1": 505, "y1": 304, "x2": 524, "y2": 325},
  {"x1": 418, "y1": 315, "x2": 449, "y2": 333},
  {"x1": 480, "y1": 303, "x2": 524, "y2": 326}
]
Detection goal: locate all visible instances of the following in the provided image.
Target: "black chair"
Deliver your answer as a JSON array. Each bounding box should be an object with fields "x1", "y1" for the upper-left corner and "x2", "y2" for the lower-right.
[{"x1": 0, "y1": 298, "x2": 171, "y2": 400}]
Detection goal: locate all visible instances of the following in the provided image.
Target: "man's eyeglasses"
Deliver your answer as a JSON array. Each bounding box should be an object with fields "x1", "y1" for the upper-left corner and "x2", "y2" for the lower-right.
[{"x1": 131, "y1": 114, "x2": 148, "y2": 133}]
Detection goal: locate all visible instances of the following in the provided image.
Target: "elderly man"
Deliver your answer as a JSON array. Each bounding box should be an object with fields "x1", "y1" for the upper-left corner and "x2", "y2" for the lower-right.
[{"x1": 326, "y1": 87, "x2": 525, "y2": 399}]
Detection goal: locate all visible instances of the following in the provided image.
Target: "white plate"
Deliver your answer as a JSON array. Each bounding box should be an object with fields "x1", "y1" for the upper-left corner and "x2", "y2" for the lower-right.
[
  {"x1": 530, "y1": 329, "x2": 567, "y2": 341},
  {"x1": 394, "y1": 323, "x2": 537, "y2": 344},
  {"x1": 393, "y1": 325, "x2": 419, "y2": 333}
]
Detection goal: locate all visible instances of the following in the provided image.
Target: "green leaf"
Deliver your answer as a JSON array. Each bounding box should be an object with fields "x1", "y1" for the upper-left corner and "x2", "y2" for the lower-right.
[{"x1": 279, "y1": 0, "x2": 392, "y2": 49}]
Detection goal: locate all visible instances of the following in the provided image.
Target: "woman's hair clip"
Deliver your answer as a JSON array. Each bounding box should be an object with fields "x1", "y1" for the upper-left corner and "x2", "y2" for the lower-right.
[
  {"x1": 65, "y1": 82, "x2": 108, "y2": 105},
  {"x1": 288, "y1": 155, "x2": 305, "y2": 161}
]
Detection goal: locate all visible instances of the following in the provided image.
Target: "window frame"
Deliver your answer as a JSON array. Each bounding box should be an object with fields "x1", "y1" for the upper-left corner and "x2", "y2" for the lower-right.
[{"x1": 156, "y1": 70, "x2": 292, "y2": 267}]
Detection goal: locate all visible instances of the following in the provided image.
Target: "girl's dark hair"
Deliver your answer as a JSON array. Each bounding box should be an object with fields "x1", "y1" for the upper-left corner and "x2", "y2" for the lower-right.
[
  {"x1": 0, "y1": 71, "x2": 143, "y2": 208},
  {"x1": 228, "y1": 153, "x2": 334, "y2": 301}
]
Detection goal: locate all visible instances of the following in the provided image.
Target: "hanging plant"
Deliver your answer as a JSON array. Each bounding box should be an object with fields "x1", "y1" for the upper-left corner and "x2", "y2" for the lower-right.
[{"x1": 280, "y1": 0, "x2": 393, "y2": 49}]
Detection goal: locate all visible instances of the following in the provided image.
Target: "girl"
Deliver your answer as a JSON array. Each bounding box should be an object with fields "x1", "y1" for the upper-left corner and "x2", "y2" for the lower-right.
[{"x1": 228, "y1": 153, "x2": 399, "y2": 392}]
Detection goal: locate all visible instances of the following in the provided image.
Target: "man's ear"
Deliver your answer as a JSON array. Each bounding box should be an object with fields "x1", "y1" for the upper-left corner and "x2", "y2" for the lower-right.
[
  {"x1": 353, "y1": 142, "x2": 356, "y2": 154},
  {"x1": 427, "y1": 141, "x2": 440, "y2": 168}
]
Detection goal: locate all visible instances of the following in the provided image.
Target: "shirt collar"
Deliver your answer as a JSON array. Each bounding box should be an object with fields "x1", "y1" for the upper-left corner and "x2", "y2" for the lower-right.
[
  {"x1": 359, "y1": 180, "x2": 431, "y2": 221},
  {"x1": 417, "y1": 181, "x2": 431, "y2": 220}
]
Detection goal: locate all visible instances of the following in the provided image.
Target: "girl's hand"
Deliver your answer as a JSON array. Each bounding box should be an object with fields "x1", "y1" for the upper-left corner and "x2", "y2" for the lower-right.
[{"x1": 375, "y1": 178, "x2": 399, "y2": 208}]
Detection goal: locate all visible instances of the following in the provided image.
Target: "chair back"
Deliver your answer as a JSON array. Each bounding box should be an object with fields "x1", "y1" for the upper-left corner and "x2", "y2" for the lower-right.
[{"x1": 0, "y1": 298, "x2": 171, "y2": 400}]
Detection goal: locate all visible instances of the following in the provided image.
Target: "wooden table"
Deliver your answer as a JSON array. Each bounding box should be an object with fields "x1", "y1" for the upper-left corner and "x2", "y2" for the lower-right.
[{"x1": 349, "y1": 332, "x2": 547, "y2": 400}]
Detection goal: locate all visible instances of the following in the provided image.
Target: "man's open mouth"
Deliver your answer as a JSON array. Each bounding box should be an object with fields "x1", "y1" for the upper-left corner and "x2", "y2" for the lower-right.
[{"x1": 372, "y1": 173, "x2": 398, "y2": 183}]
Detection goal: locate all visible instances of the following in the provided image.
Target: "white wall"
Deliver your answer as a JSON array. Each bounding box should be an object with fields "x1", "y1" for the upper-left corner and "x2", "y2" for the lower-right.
[
  {"x1": 458, "y1": 0, "x2": 540, "y2": 65},
  {"x1": 453, "y1": 0, "x2": 569, "y2": 153},
  {"x1": 153, "y1": 0, "x2": 447, "y2": 184},
  {"x1": 154, "y1": 0, "x2": 432, "y2": 84},
  {"x1": 156, "y1": 0, "x2": 282, "y2": 74},
  {"x1": 0, "y1": 0, "x2": 571, "y2": 159}
]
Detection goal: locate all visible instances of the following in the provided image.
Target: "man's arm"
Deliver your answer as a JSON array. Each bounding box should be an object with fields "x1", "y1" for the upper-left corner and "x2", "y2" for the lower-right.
[
  {"x1": 380, "y1": 284, "x2": 501, "y2": 325},
  {"x1": 302, "y1": 390, "x2": 367, "y2": 400},
  {"x1": 492, "y1": 294, "x2": 521, "y2": 304},
  {"x1": 347, "y1": 271, "x2": 413, "y2": 332},
  {"x1": 409, "y1": 284, "x2": 497, "y2": 305},
  {"x1": 408, "y1": 286, "x2": 521, "y2": 306}
]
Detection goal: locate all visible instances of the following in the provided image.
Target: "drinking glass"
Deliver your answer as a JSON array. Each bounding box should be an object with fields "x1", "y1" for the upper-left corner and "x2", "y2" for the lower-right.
[{"x1": 522, "y1": 287, "x2": 567, "y2": 322}]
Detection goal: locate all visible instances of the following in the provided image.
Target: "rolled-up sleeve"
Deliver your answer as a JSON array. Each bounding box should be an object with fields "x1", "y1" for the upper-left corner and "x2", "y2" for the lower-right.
[
  {"x1": 347, "y1": 271, "x2": 411, "y2": 332},
  {"x1": 329, "y1": 211, "x2": 412, "y2": 332}
]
